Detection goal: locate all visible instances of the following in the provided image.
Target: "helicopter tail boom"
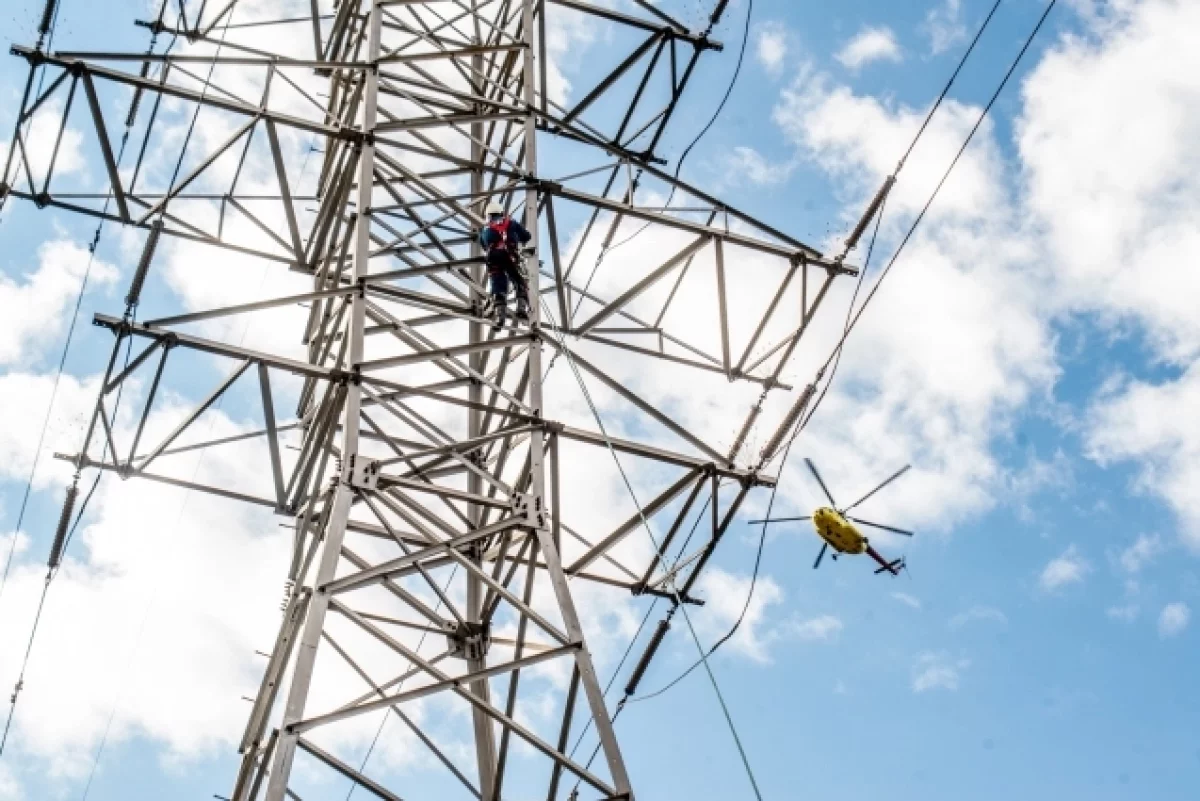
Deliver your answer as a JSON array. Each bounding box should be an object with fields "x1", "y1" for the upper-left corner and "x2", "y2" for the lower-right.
[{"x1": 866, "y1": 545, "x2": 904, "y2": 577}]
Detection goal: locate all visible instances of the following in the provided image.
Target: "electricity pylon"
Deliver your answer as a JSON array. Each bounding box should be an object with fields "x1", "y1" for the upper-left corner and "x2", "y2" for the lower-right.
[{"x1": 2, "y1": 1, "x2": 857, "y2": 798}]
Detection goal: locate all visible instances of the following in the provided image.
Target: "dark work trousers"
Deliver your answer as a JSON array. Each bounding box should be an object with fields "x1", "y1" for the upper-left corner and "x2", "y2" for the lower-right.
[{"x1": 486, "y1": 250, "x2": 528, "y2": 307}]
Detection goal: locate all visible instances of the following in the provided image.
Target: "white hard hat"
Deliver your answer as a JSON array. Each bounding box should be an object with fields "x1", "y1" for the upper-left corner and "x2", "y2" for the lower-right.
[{"x1": 485, "y1": 201, "x2": 504, "y2": 216}]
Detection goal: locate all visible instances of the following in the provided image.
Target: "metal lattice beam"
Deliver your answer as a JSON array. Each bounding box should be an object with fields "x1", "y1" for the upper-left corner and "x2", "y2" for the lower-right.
[{"x1": 3, "y1": 1, "x2": 862, "y2": 799}]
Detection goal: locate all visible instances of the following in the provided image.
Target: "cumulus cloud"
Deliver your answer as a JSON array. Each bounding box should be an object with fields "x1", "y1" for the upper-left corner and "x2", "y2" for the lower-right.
[
  {"x1": 1017, "y1": 0, "x2": 1200, "y2": 546},
  {"x1": 0, "y1": 390, "x2": 302, "y2": 773},
  {"x1": 1019, "y1": 0, "x2": 1200, "y2": 365},
  {"x1": 911, "y1": 652, "x2": 968, "y2": 693},
  {"x1": 0, "y1": 371, "x2": 108, "y2": 492},
  {"x1": 763, "y1": 0, "x2": 1200, "y2": 555},
  {"x1": 949, "y1": 605, "x2": 1007, "y2": 629},
  {"x1": 1158, "y1": 602, "x2": 1190, "y2": 638},
  {"x1": 923, "y1": 0, "x2": 968, "y2": 56},
  {"x1": 0, "y1": 239, "x2": 118, "y2": 367},
  {"x1": 720, "y1": 146, "x2": 796, "y2": 188},
  {"x1": 0, "y1": 531, "x2": 30, "y2": 564},
  {"x1": 0, "y1": 379, "x2": 481, "y2": 781},
  {"x1": 543, "y1": 2, "x2": 605, "y2": 106},
  {"x1": 1039, "y1": 545, "x2": 1089, "y2": 592},
  {"x1": 0, "y1": 762, "x2": 20, "y2": 801},
  {"x1": 5, "y1": 0, "x2": 1200, "y2": 792},
  {"x1": 892, "y1": 592, "x2": 921, "y2": 609},
  {"x1": 0, "y1": 6, "x2": 806, "y2": 800},
  {"x1": 769, "y1": 66, "x2": 1056, "y2": 534},
  {"x1": 756, "y1": 22, "x2": 789, "y2": 76},
  {"x1": 1086, "y1": 366, "x2": 1200, "y2": 548},
  {"x1": 835, "y1": 27, "x2": 902, "y2": 70},
  {"x1": 695, "y1": 567, "x2": 785, "y2": 663},
  {"x1": 0, "y1": 100, "x2": 86, "y2": 188},
  {"x1": 690, "y1": 571, "x2": 840, "y2": 662},
  {"x1": 1006, "y1": 448, "x2": 1074, "y2": 518},
  {"x1": 784, "y1": 614, "x2": 843, "y2": 641},
  {"x1": 1107, "y1": 603, "x2": 1138, "y2": 623},
  {"x1": 1116, "y1": 533, "x2": 1163, "y2": 573}
]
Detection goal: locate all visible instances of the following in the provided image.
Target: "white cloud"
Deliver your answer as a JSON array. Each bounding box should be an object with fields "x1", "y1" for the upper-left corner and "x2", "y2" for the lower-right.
[
  {"x1": 689, "y1": 572, "x2": 839, "y2": 662},
  {"x1": 766, "y1": 1, "x2": 1200, "y2": 555},
  {"x1": 770, "y1": 69, "x2": 1057, "y2": 535},
  {"x1": 721, "y1": 146, "x2": 796, "y2": 188},
  {"x1": 892, "y1": 592, "x2": 921, "y2": 609},
  {"x1": 694, "y1": 567, "x2": 784, "y2": 663},
  {"x1": 0, "y1": 762, "x2": 20, "y2": 801},
  {"x1": 1016, "y1": 0, "x2": 1200, "y2": 545},
  {"x1": 923, "y1": 0, "x2": 967, "y2": 56},
  {"x1": 0, "y1": 394, "x2": 297, "y2": 774},
  {"x1": 0, "y1": 101, "x2": 86, "y2": 187},
  {"x1": 0, "y1": 8, "x2": 810, "y2": 798},
  {"x1": 911, "y1": 652, "x2": 968, "y2": 693},
  {"x1": 543, "y1": 2, "x2": 605, "y2": 106},
  {"x1": 0, "y1": 531, "x2": 30, "y2": 563},
  {"x1": 1107, "y1": 603, "x2": 1138, "y2": 623},
  {"x1": 0, "y1": 239, "x2": 118, "y2": 367},
  {"x1": 756, "y1": 22, "x2": 789, "y2": 76},
  {"x1": 784, "y1": 614, "x2": 843, "y2": 641},
  {"x1": 5, "y1": 0, "x2": 1200, "y2": 789},
  {"x1": 1019, "y1": 0, "x2": 1200, "y2": 365},
  {"x1": 1117, "y1": 533, "x2": 1163, "y2": 573},
  {"x1": 1158, "y1": 602, "x2": 1190, "y2": 638},
  {"x1": 1086, "y1": 366, "x2": 1200, "y2": 548},
  {"x1": 775, "y1": 71, "x2": 1007, "y2": 221},
  {"x1": 949, "y1": 605, "x2": 1007, "y2": 629},
  {"x1": 1039, "y1": 545, "x2": 1089, "y2": 592},
  {"x1": 835, "y1": 27, "x2": 902, "y2": 70},
  {"x1": 0, "y1": 371, "x2": 107, "y2": 492},
  {"x1": 1007, "y1": 448, "x2": 1074, "y2": 504},
  {"x1": 0, "y1": 380, "x2": 470, "y2": 780}
]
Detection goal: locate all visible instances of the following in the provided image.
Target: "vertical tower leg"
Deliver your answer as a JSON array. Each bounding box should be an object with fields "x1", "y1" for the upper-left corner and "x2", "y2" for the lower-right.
[
  {"x1": 469, "y1": 1, "x2": 498, "y2": 796},
  {"x1": 518, "y1": 0, "x2": 632, "y2": 794},
  {"x1": 262, "y1": 3, "x2": 381, "y2": 799}
]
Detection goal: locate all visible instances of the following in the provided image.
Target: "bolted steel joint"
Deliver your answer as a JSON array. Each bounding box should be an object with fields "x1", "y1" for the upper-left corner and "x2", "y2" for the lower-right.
[
  {"x1": 345, "y1": 453, "x2": 381, "y2": 490},
  {"x1": 509, "y1": 491, "x2": 547, "y2": 530},
  {"x1": 446, "y1": 621, "x2": 491, "y2": 662}
]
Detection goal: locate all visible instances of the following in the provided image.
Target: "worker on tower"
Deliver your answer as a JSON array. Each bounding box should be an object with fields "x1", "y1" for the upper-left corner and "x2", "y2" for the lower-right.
[{"x1": 480, "y1": 200, "x2": 532, "y2": 330}]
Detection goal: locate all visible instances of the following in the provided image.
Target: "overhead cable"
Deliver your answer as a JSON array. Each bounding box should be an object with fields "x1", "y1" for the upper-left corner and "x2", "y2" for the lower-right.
[
  {"x1": 544, "y1": 0, "x2": 753, "y2": 378},
  {"x1": 633, "y1": 189, "x2": 885, "y2": 704},
  {"x1": 539, "y1": 296, "x2": 765, "y2": 801},
  {"x1": 612, "y1": 0, "x2": 1057, "y2": 715},
  {"x1": 806, "y1": 0, "x2": 1058, "y2": 429}
]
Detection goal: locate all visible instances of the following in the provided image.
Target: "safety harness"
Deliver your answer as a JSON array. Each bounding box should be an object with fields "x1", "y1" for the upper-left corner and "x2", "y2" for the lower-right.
[{"x1": 486, "y1": 217, "x2": 520, "y2": 271}]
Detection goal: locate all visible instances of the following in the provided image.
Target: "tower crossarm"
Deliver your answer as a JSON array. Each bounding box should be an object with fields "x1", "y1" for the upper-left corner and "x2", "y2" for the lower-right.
[{"x1": 2, "y1": 2, "x2": 861, "y2": 799}]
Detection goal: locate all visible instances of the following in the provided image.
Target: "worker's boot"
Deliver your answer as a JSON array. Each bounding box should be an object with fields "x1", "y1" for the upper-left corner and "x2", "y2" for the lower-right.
[
  {"x1": 514, "y1": 297, "x2": 529, "y2": 323},
  {"x1": 491, "y1": 297, "x2": 507, "y2": 331}
]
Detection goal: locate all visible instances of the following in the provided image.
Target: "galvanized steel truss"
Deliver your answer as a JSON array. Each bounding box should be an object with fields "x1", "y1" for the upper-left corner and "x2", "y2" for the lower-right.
[{"x1": 3, "y1": 1, "x2": 857, "y2": 799}]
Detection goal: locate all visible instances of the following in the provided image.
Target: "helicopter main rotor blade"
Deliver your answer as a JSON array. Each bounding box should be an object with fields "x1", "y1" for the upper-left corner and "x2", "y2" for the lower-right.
[
  {"x1": 813, "y1": 541, "x2": 828, "y2": 569},
  {"x1": 847, "y1": 516, "x2": 914, "y2": 537},
  {"x1": 843, "y1": 464, "x2": 912, "y2": 513},
  {"x1": 748, "y1": 515, "x2": 812, "y2": 525},
  {"x1": 805, "y1": 458, "x2": 838, "y2": 507}
]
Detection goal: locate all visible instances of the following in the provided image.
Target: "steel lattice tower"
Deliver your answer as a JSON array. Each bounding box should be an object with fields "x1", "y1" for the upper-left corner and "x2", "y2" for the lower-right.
[{"x1": 1, "y1": 1, "x2": 857, "y2": 798}]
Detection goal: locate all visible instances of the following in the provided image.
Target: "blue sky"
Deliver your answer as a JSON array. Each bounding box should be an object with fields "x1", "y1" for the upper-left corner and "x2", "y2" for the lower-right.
[{"x1": 1, "y1": 1, "x2": 1199, "y2": 800}]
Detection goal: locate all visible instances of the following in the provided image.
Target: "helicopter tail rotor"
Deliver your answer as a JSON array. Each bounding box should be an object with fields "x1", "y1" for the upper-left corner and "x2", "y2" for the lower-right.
[{"x1": 873, "y1": 557, "x2": 905, "y2": 576}]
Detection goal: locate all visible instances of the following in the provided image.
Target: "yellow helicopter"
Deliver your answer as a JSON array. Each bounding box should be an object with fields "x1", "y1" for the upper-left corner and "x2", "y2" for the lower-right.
[{"x1": 752, "y1": 458, "x2": 914, "y2": 576}]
